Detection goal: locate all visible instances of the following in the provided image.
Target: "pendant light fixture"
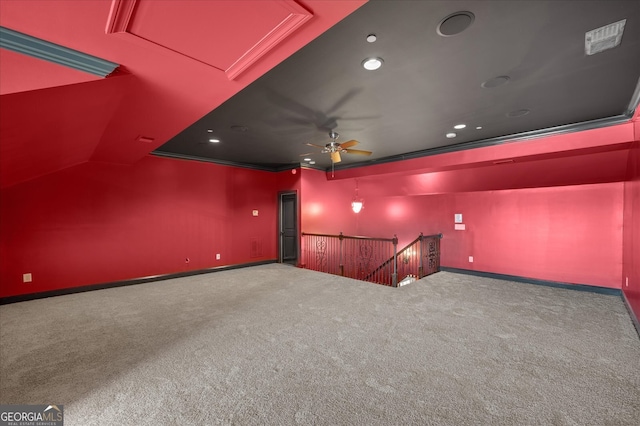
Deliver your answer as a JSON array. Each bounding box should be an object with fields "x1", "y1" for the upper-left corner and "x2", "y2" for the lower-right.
[{"x1": 351, "y1": 180, "x2": 364, "y2": 213}]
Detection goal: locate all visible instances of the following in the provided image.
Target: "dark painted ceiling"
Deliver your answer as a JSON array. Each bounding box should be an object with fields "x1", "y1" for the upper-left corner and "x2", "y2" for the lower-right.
[{"x1": 156, "y1": 0, "x2": 640, "y2": 171}]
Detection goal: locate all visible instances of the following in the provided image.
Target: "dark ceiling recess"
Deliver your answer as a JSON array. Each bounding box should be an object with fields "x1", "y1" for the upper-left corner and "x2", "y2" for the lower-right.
[
  {"x1": 154, "y1": 1, "x2": 640, "y2": 172},
  {"x1": 437, "y1": 11, "x2": 475, "y2": 37},
  {"x1": 481, "y1": 76, "x2": 510, "y2": 89},
  {"x1": 507, "y1": 109, "x2": 531, "y2": 118}
]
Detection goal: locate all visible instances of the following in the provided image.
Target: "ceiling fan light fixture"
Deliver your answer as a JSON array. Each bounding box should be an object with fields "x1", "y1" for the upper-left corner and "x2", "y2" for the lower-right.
[{"x1": 362, "y1": 57, "x2": 383, "y2": 71}]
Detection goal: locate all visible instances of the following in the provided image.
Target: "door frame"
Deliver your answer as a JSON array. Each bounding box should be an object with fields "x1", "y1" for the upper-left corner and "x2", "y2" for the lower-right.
[{"x1": 278, "y1": 190, "x2": 300, "y2": 264}]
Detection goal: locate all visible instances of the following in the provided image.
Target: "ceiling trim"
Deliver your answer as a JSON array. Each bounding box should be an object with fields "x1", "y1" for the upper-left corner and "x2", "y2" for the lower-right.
[
  {"x1": 0, "y1": 26, "x2": 119, "y2": 77},
  {"x1": 152, "y1": 151, "x2": 327, "y2": 173},
  {"x1": 626, "y1": 76, "x2": 640, "y2": 117},
  {"x1": 332, "y1": 115, "x2": 633, "y2": 172},
  {"x1": 225, "y1": 1, "x2": 313, "y2": 80},
  {"x1": 105, "y1": 0, "x2": 137, "y2": 34},
  {"x1": 153, "y1": 114, "x2": 632, "y2": 173},
  {"x1": 151, "y1": 151, "x2": 279, "y2": 172},
  {"x1": 105, "y1": 0, "x2": 313, "y2": 80}
]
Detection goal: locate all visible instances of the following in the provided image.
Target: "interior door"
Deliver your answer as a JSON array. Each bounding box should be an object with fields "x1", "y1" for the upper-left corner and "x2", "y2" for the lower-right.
[{"x1": 280, "y1": 192, "x2": 298, "y2": 263}]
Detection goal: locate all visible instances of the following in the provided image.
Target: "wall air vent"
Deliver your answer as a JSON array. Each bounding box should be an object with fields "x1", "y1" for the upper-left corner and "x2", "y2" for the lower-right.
[
  {"x1": 585, "y1": 19, "x2": 626, "y2": 55},
  {"x1": 136, "y1": 136, "x2": 155, "y2": 144},
  {"x1": 0, "y1": 26, "x2": 119, "y2": 77}
]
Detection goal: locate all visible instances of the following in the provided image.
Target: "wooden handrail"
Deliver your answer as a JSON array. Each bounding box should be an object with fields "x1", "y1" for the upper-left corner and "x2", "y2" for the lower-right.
[
  {"x1": 364, "y1": 233, "x2": 443, "y2": 282},
  {"x1": 301, "y1": 232, "x2": 396, "y2": 242}
]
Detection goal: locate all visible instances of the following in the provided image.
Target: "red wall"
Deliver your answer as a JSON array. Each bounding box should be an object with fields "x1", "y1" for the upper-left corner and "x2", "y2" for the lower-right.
[
  {"x1": 0, "y1": 156, "x2": 278, "y2": 298},
  {"x1": 1, "y1": 140, "x2": 632, "y2": 299},
  {"x1": 301, "y1": 168, "x2": 361, "y2": 236},
  {"x1": 623, "y1": 126, "x2": 640, "y2": 320},
  {"x1": 301, "y1": 167, "x2": 624, "y2": 289}
]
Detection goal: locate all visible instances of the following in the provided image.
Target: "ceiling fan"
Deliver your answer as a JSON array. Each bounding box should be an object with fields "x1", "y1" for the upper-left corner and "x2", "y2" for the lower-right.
[{"x1": 303, "y1": 131, "x2": 372, "y2": 163}]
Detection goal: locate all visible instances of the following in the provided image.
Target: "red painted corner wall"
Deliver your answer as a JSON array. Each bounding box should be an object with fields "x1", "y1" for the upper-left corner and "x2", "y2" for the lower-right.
[
  {"x1": 623, "y1": 134, "x2": 640, "y2": 321},
  {"x1": 301, "y1": 169, "x2": 624, "y2": 288},
  {"x1": 0, "y1": 156, "x2": 278, "y2": 298}
]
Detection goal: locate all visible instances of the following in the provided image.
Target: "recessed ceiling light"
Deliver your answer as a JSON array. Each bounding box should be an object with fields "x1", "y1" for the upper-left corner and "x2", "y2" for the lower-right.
[
  {"x1": 481, "y1": 76, "x2": 510, "y2": 88},
  {"x1": 366, "y1": 34, "x2": 377, "y2": 43},
  {"x1": 207, "y1": 129, "x2": 213, "y2": 132},
  {"x1": 476, "y1": 126, "x2": 483, "y2": 130},
  {"x1": 446, "y1": 132, "x2": 457, "y2": 138},
  {"x1": 303, "y1": 158, "x2": 311, "y2": 161},
  {"x1": 453, "y1": 124, "x2": 466, "y2": 129},
  {"x1": 437, "y1": 11, "x2": 475, "y2": 37},
  {"x1": 209, "y1": 138, "x2": 220, "y2": 143},
  {"x1": 309, "y1": 161, "x2": 316, "y2": 165},
  {"x1": 362, "y1": 57, "x2": 383, "y2": 71}
]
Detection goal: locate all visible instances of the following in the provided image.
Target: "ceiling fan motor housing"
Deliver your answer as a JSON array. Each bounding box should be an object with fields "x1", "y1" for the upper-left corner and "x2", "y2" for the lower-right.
[{"x1": 325, "y1": 141, "x2": 342, "y2": 152}]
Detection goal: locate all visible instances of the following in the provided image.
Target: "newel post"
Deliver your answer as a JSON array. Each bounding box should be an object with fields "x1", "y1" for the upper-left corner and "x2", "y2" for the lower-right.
[
  {"x1": 339, "y1": 232, "x2": 344, "y2": 276},
  {"x1": 392, "y1": 234, "x2": 398, "y2": 287},
  {"x1": 418, "y1": 232, "x2": 424, "y2": 279}
]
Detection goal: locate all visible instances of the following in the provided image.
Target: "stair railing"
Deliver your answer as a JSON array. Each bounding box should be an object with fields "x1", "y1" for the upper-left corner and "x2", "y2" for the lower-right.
[
  {"x1": 301, "y1": 232, "x2": 398, "y2": 286},
  {"x1": 301, "y1": 232, "x2": 442, "y2": 287}
]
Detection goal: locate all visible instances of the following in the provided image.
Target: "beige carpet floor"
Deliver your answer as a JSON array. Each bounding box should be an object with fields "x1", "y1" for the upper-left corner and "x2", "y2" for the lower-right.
[{"x1": 1, "y1": 264, "x2": 639, "y2": 425}]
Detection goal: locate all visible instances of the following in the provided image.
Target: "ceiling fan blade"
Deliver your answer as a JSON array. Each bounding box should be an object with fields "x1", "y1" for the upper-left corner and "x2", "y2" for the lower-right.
[
  {"x1": 305, "y1": 143, "x2": 326, "y2": 149},
  {"x1": 344, "y1": 149, "x2": 373, "y2": 156},
  {"x1": 339, "y1": 140, "x2": 359, "y2": 149},
  {"x1": 299, "y1": 152, "x2": 314, "y2": 157},
  {"x1": 330, "y1": 151, "x2": 342, "y2": 163}
]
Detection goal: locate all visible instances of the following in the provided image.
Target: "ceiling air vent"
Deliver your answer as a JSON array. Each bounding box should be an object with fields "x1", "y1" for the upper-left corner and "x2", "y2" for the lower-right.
[{"x1": 585, "y1": 19, "x2": 626, "y2": 55}]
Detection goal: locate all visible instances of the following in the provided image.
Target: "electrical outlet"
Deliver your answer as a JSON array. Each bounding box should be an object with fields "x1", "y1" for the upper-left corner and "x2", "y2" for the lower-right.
[
  {"x1": 468, "y1": 256, "x2": 474, "y2": 263},
  {"x1": 23, "y1": 273, "x2": 32, "y2": 283},
  {"x1": 216, "y1": 254, "x2": 221, "y2": 260}
]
